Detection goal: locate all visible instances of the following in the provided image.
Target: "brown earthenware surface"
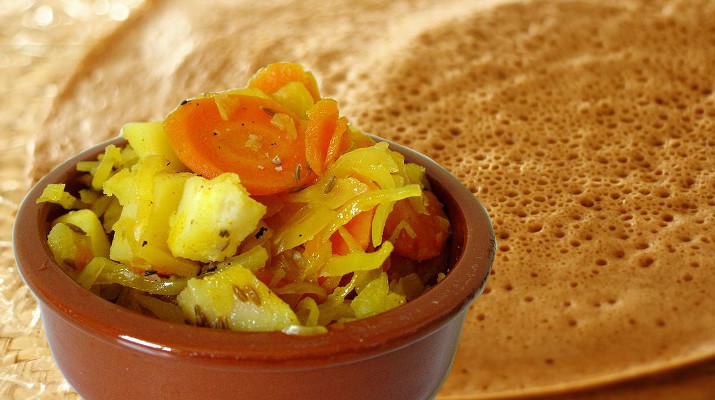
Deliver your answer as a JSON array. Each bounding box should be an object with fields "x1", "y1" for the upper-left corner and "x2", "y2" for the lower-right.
[{"x1": 14, "y1": 135, "x2": 494, "y2": 400}]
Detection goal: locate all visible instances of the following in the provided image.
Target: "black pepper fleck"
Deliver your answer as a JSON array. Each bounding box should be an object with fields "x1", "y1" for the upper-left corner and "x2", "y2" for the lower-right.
[{"x1": 255, "y1": 226, "x2": 268, "y2": 239}]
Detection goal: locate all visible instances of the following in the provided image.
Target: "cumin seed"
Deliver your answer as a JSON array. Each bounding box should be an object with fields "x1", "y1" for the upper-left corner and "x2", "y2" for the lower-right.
[
  {"x1": 194, "y1": 305, "x2": 207, "y2": 327},
  {"x1": 233, "y1": 285, "x2": 262, "y2": 306},
  {"x1": 324, "y1": 176, "x2": 337, "y2": 194},
  {"x1": 260, "y1": 106, "x2": 277, "y2": 116}
]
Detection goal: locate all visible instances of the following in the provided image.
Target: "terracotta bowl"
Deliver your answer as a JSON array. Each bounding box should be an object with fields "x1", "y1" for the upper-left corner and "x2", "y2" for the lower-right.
[{"x1": 14, "y1": 136, "x2": 495, "y2": 400}]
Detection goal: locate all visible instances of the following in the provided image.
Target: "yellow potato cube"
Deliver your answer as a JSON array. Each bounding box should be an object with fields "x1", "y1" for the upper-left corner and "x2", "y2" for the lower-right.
[
  {"x1": 177, "y1": 264, "x2": 299, "y2": 332},
  {"x1": 121, "y1": 121, "x2": 187, "y2": 170},
  {"x1": 104, "y1": 156, "x2": 200, "y2": 277},
  {"x1": 168, "y1": 173, "x2": 266, "y2": 262}
]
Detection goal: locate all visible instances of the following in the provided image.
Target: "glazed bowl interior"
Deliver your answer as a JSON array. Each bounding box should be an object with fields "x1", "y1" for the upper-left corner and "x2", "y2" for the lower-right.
[{"x1": 14, "y1": 135, "x2": 495, "y2": 367}]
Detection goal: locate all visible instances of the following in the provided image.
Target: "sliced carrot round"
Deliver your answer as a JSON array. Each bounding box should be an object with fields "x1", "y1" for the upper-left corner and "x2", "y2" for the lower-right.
[
  {"x1": 248, "y1": 62, "x2": 321, "y2": 102},
  {"x1": 330, "y1": 207, "x2": 376, "y2": 256},
  {"x1": 163, "y1": 94, "x2": 316, "y2": 195},
  {"x1": 304, "y1": 98, "x2": 351, "y2": 176},
  {"x1": 384, "y1": 191, "x2": 449, "y2": 261}
]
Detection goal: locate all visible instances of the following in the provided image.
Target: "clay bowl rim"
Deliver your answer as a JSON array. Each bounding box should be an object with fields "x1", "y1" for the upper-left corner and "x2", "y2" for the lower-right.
[{"x1": 14, "y1": 135, "x2": 495, "y2": 370}]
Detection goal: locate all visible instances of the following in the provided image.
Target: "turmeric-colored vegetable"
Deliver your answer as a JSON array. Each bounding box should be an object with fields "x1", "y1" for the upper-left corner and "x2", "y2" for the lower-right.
[
  {"x1": 248, "y1": 62, "x2": 321, "y2": 102},
  {"x1": 304, "y1": 98, "x2": 351, "y2": 176},
  {"x1": 39, "y1": 62, "x2": 451, "y2": 334},
  {"x1": 163, "y1": 94, "x2": 315, "y2": 195}
]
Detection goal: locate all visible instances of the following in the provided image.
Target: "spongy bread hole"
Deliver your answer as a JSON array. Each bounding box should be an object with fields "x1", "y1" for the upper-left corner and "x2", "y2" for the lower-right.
[{"x1": 346, "y1": 0, "x2": 715, "y2": 395}]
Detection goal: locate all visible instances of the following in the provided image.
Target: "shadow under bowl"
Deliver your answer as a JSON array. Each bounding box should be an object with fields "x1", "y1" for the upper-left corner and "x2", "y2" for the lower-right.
[{"x1": 13, "y1": 136, "x2": 495, "y2": 400}]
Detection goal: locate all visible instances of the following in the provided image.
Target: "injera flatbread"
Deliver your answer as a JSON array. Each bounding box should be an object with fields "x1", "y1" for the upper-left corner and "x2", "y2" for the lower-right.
[{"x1": 32, "y1": 0, "x2": 715, "y2": 398}]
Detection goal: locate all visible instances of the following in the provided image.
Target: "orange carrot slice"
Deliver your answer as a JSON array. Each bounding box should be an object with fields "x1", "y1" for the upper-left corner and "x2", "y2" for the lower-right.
[
  {"x1": 248, "y1": 62, "x2": 321, "y2": 102},
  {"x1": 304, "y1": 98, "x2": 350, "y2": 176},
  {"x1": 163, "y1": 94, "x2": 316, "y2": 195},
  {"x1": 384, "y1": 191, "x2": 449, "y2": 261},
  {"x1": 330, "y1": 207, "x2": 376, "y2": 256}
]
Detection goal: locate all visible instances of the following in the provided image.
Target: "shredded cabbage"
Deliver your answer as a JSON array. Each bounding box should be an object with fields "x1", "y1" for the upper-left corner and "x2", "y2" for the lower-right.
[{"x1": 38, "y1": 92, "x2": 450, "y2": 334}]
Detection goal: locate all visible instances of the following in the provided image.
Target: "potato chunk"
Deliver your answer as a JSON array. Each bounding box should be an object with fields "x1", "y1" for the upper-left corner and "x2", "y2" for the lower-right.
[
  {"x1": 168, "y1": 173, "x2": 266, "y2": 262},
  {"x1": 121, "y1": 121, "x2": 187, "y2": 170},
  {"x1": 178, "y1": 265, "x2": 299, "y2": 332},
  {"x1": 104, "y1": 156, "x2": 199, "y2": 277}
]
